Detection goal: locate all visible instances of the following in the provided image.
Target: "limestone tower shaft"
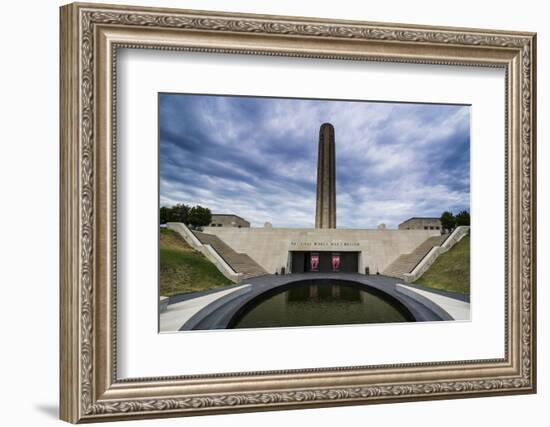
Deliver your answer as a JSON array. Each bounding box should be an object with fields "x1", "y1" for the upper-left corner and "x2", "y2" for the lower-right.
[{"x1": 315, "y1": 123, "x2": 336, "y2": 229}]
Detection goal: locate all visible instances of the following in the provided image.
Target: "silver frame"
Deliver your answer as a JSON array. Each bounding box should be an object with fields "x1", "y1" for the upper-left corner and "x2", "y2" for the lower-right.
[{"x1": 60, "y1": 2, "x2": 536, "y2": 423}]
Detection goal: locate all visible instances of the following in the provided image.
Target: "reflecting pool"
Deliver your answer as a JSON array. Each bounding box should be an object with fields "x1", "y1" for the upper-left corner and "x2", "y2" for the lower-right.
[{"x1": 230, "y1": 279, "x2": 413, "y2": 329}]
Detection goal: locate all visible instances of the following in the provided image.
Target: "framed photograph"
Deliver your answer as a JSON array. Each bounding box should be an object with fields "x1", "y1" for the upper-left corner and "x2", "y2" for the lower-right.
[
  {"x1": 158, "y1": 93, "x2": 472, "y2": 332},
  {"x1": 60, "y1": 2, "x2": 537, "y2": 423}
]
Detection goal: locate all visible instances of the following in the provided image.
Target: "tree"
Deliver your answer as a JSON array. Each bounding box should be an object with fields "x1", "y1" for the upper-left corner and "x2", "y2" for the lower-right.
[
  {"x1": 455, "y1": 210, "x2": 470, "y2": 226},
  {"x1": 159, "y1": 203, "x2": 190, "y2": 224},
  {"x1": 440, "y1": 211, "x2": 456, "y2": 233},
  {"x1": 187, "y1": 205, "x2": 212, "y2": 229},
  {"x1": 159, "y1": 206, "x2": 170, "y2": 224},
  {"x1": 171, "y1": 203, "x2": 190, "y2": 223}
]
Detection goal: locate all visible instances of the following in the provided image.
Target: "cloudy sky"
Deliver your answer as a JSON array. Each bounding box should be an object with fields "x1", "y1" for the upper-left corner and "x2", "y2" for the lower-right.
[{"x1": 159, "y1": 93, "x2": 470, "y2": 229}]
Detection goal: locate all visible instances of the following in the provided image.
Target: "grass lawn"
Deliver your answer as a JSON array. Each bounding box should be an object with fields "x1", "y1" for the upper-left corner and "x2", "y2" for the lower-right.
[
  {"x1": 159, "y1": 228, "x2": 234, "y2": 296},
  {"x1": 414, "y1": 234, "x2": 470, "y2": 295}
]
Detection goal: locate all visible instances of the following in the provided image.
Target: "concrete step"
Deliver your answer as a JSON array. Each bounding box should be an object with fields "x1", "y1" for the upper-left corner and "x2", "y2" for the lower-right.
[
  {"x1": 382, "y1": 235, "x2": 447, "y2": 280},
  {"x1": 194, "y1": 231, "x2": 267, "y2": 279}
]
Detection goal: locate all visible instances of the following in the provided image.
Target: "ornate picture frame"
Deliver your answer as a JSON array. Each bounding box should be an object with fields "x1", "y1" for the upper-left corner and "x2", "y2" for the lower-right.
[{"x1": 60, "y1": 2, "x2": 536, "y2": 423}]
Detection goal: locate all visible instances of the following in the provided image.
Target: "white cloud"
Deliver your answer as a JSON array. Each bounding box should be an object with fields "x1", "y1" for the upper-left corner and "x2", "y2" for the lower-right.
[{"x1": 160, "y1": 94, "x2": 470, "y2": 228}]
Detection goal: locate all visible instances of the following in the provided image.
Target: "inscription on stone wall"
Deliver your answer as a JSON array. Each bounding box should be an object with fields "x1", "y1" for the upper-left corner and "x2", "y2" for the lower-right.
[{"x1": 290, "y1": 241, "x2": 360, "y2": 247}]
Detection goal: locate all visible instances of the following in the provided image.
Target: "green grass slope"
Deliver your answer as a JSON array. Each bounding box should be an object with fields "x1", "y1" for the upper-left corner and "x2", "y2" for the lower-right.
[
  {"x1": 414, "y1": 234, "x2": 470, "y2": 295},
  {"x1": 160, "y1": 228, "x2": 234, "y2": 296}
]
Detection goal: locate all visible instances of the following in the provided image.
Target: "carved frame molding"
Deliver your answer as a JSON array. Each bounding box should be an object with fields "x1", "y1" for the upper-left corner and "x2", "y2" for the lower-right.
[{"x1": 60, "y1": 2, "x2": 536, "y2": 423}]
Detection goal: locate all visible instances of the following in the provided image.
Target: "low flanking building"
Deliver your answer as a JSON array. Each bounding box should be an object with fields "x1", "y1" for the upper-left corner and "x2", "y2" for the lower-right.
[
  {"x1": 209, "y1": 214, "x2": 250, "y2": 228},
  {"x1": 398, "y1": 217, "x2": 442, "y2": 231}
]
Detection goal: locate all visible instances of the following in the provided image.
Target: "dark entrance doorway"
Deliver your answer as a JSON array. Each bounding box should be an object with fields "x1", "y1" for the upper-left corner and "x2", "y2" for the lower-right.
[{"x1": 290, "y1": 251, "x2": 359, "y2": 273}]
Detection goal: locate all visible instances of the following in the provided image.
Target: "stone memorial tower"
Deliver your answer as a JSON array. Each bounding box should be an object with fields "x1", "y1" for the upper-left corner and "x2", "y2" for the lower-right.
[{"x1": 315, "y1": 123, "x2": 336, "y2": 229}]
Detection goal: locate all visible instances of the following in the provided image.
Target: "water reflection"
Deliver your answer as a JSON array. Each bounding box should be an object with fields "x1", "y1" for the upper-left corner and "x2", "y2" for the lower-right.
[{"x1": 231, "y1": 280, "x2": 412, "y2": 329}]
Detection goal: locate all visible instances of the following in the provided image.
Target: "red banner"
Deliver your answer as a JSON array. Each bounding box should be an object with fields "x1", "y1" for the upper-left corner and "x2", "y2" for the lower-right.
[
  {"x1": 331, "y1": 253, "x2": 341, "y2": 272},
  {"x1": 310, "y1": 253, "x2": 320, "y2": 272}
]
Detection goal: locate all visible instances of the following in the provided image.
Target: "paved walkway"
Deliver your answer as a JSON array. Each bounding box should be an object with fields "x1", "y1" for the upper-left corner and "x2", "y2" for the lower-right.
[
  {"x1": 396, "y1": 284, "x2": 470, "y2": 321},
  {"x1": 160, "y1": 285, "x2": 250, "y2": 332},
  {"x1": 160, "y1": 274, "x2": 470, "y2": 331}
]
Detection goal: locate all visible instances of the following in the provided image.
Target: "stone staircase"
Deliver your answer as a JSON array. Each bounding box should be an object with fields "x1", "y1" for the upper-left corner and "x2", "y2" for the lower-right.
[
  {"x1": 382, "y1": 235, "x2": 448, "y2": 280},
  {"x1": 193, "y1": 231, "x2": 267, "y2": 280}
]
